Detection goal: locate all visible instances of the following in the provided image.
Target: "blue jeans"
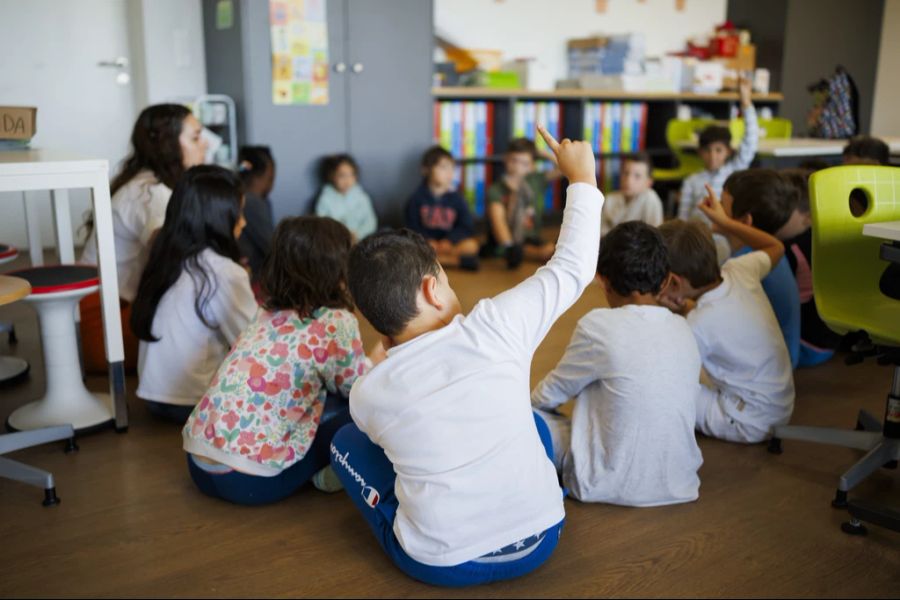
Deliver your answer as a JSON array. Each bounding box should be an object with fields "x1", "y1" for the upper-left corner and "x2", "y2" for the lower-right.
[
  {"x1": 145, "y1": 400, "x2": 195, "y2": 423},
  {"x1": 329, "y1": 412, "x2": 564, "y2": 587},
  {"x1": 187, "y1": 396, "x2": 352, "y2": 506}
]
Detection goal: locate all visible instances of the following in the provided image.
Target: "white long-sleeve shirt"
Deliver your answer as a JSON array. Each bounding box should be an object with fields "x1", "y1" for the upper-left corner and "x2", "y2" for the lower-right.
[
  {"x1": 679, "y1": 105, "x2": 759, "y2": 224},
  {"x1": 80, "y1": 170, "x2": 172, "y2": 302},
  {"x1": 532, "y1": 305, "x2": 703, "y2": 507},
  {"x1": 137, "y1": 249, "x2": 258, "y2": 406},
  {"x1": 349, "y1": 183, "x2": 603, "y2": 567}
]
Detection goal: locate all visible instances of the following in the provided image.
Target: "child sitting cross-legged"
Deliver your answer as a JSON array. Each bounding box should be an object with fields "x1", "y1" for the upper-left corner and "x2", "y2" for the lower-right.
[
  {"x1": 330, "y1": 127, "x2": 602, "y2": 586},
  {"x1": 182, "y1": 216, "x2": 383, "y2": 505},
  {"x1": 532, "y1": 221, "x2": 703, "y2": 506},
  {"x1": 659, "y1": 185, "x2": 795, "y2": 444}
]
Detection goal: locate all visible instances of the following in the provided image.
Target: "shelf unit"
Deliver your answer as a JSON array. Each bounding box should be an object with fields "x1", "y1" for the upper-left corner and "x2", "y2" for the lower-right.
[{"x1": 434, "y1": 87, "x2": 784, "y2": 216}]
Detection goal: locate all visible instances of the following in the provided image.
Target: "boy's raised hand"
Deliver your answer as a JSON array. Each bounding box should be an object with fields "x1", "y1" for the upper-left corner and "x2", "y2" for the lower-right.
[
  {"x1": 538, "y1": 125, "x2": 597, "y2": 188},
  {"x1": 698, "y1": 183, "x2": 730, "y2": 232},
  {"x1": 739, "y1": 75, "x2": 753, "y2": 108}
]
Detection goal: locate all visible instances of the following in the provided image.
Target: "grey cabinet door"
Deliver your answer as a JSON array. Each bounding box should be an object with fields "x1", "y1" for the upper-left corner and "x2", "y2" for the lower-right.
[
  {"x1": 346, "y1": 0, "x2": 434, "y2": 226},
  {"x1": 240, "y1": 0, "x2": 351, "y2": 219}
]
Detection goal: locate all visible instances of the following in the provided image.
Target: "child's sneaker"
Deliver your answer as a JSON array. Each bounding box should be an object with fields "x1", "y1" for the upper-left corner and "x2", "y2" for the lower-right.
[
  {"x1": 459, "y1": 254, "x2": 480, "y2": 272},
  {"x1": 312, "y1": 466, "x2": 343, "y2": 493},
  {"x1": 505, "y1": 244, "x2": 524, "y2": 270}
]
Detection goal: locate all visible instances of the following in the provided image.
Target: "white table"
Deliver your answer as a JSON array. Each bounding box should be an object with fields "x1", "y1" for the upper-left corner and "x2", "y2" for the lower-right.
[
  {"x1": 863, "y1": 220, "x2": 900, "y2": 242},
  {"x1": 678, "y1": 136, "x2": 900, "y2": 157},
  {"x1": 0, "y1": 149, "x2": 127, "y2": 430}
]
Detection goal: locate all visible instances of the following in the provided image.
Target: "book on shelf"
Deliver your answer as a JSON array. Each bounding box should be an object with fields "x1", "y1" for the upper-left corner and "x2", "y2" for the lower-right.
[{"x1": 582, "y1": 101, "x2": 648, "y2": 193}]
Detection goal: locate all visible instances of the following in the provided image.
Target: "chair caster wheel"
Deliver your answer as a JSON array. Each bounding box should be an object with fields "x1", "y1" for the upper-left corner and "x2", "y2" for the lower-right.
[
  {"x1": 42, "y1": 488, "x2": 60, "y2": 507},
  {"x1": 883, "y1": 459, "x2": 898, "y2": 470},
  {"x1": 832, "y1": 490, "x2": 849, "y2": 509},
  {"x1": 841, "y1": 519, "x2": 867, "y2": 536},
  {"x1": 767, "y1": 437, "x2": 782, "y2": 454},
  {"x1": 115, "y1": 426, "x2": 128, "y2": 434},
  {"x1": 64, "y1": 438, "x2": 79, "y2": 453}
]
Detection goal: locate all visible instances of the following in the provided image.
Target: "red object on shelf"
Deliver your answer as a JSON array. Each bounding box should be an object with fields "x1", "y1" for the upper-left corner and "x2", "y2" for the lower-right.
[{"x1": 712, "y1": 19, "x2": 740, "y2": 57}]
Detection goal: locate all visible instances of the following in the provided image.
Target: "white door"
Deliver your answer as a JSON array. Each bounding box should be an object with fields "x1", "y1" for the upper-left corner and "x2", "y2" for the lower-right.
[{"x1": 0, "y1": 0, "x2": 139, "y2": 251}]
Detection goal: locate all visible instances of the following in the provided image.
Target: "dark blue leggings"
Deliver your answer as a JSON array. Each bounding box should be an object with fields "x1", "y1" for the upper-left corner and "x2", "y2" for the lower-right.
[
  {"x1": 187, "y1": 401, "x2": 352, "y2": 506},
  {"x1": 329, "y1": 412, "x2": 564, "y2": 587}
]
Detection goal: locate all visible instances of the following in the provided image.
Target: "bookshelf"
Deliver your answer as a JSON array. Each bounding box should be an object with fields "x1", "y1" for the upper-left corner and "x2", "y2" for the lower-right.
[{"x1": 433, "y1": 88, "x2": 784, "y2": 217}]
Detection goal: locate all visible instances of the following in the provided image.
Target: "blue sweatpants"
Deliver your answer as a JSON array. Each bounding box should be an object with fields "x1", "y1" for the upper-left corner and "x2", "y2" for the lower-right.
[
  {"x1": 187, "y1": 396, "x2": 352, "y2": 506},
  {"x1": 329, "y1": 412, "x2": 564, "y2": 587}
]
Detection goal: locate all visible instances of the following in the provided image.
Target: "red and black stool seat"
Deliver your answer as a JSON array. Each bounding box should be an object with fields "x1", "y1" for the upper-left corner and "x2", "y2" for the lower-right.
[
  {"x1": 0, "y1": 243, "x2": 18, "y2": 263},
  {"x1": 8, "y1": 266, "x2": 99, "y2": 295}
]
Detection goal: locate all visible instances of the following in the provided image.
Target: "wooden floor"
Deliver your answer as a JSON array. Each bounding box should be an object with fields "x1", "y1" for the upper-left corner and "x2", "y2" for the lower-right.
[{"x1": 0, "y1": 257, "x2": 898, "y2": 597}]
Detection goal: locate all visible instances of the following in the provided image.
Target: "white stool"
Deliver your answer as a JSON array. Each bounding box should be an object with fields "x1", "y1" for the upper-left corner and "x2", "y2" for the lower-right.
[
  {"x1": 0, "y1": 274, "x2": 77, "y2": 506},
  {"x1": 0, "y1": 243, "x2": 28, "y2": 382},
  {"x1": 7, "y1": 266, "x2": 114, "y2": 432}
]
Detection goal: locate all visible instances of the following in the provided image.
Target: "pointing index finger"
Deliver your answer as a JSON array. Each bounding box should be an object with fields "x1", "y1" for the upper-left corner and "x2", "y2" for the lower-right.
[{"x1": 537, "y1": 125, "x2": 560, "y2": 155}]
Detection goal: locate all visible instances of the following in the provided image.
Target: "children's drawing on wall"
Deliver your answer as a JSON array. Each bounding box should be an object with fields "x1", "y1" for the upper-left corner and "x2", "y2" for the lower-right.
[{"x1": 270, "y1": 0, "x2": 330, "y2": 105}]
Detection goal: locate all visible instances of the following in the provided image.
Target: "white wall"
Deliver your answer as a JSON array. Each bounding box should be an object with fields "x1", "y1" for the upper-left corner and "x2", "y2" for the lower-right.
[
  {"x1": 871, "y1": 0, "x2": 900, "y2": 136},
  {"x1": 132, "y1": 0, "x2": 208, "y2": 106},
  {"x1": 0, "y1": 0, "x2": 206, "y2": 251},
  {"x1": 435, "y1": 0, "x2": 728, "y2": 90}
]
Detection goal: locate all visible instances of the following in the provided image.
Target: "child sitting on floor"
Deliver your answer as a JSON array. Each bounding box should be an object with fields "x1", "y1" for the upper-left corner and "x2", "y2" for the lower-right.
[
  {"x1": 131, "y1": 165, "x2": 257, "y2": 423},
  {"x1": 405, "y1": 146, "x2": 480, "y2": 271},
  {"x1": 484, "y1": 137, "x2": 560, "y2": 269},
  {"x1": 721, "y1": 169, "x2": 802, "y2": 369},
  {"x1": 659, "y1": 185, "x2": 794, "y2": 444},
  {"x1": 315, "y1": 153, "x2": 378, "y2": 241},
  {"x1": 600, "y1": 152, "x2": 664, "y2": 236},
  {"x1": 532, "y1": 221, "x2": 703, "y2": 507},
  {"x1": 330, "y1": 127, "x2": 601, "y2": 586},
  {"x1": 183, "y1": 216, "x2": 381, "y2": 504}
]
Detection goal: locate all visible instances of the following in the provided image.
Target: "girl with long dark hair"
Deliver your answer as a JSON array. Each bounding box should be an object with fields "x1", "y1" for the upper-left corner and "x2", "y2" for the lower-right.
[
  {"x1": 131, "y1": 165, "x2": 256, "y2": 422},
  {"x1": 80, "y1": 104, "x2": 208, "y2": 373},
  {"x1": 182, "y1": 216, "x2": 384, "y2": 504}
]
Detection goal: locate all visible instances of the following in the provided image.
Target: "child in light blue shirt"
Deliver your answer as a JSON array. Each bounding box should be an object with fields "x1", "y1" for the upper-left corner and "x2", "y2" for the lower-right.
[{"x1": 315, "y1": 154, "x2": 377, "y2": 240}]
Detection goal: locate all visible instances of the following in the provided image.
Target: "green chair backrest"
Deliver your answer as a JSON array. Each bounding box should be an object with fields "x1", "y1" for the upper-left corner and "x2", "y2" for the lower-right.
[
  {"x1": 728, "y1": 118, "x2": 792, "y2": 142},
  {"x1": 665, "y1": 119, "x2": 708, "y2": 174},
  {"x1": 809, "y1": 165, "x2": 900, "y2": 345}
]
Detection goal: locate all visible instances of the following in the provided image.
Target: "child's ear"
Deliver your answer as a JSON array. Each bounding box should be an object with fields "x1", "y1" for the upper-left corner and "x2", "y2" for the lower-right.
[
  {"x1": 801, "y1": 210, "x2": 812, "y2": 228},
  {"x1": 738, "y1": 213, "x2": 753, "y2": 227},
  {"x1": 420, "y1": 274, "x2": 444, "y2": 312}
]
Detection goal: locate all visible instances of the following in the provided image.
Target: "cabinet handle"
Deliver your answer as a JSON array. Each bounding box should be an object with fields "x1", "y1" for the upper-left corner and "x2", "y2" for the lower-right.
[
  {"x1": 333, "y1": 62, "x2": 347, "y2": 73},
  {"x1": 352, "y1": 62, "x2": 364, "y2": 74}
]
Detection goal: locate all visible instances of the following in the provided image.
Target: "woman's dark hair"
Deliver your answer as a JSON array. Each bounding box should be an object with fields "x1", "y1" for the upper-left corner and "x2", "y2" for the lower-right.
[
  {"x1": 319, "y1": 153, "x2": 359, "y2": 185},
  {"x1": 597, "y1": 221, "x2": 670, "y2": 297},
  {"x1": 131, "y1": 165, "x2": 245, "y2": 342},
  {"x1": 349, "y1": 229, "x2": 439, "y2": 336},
  {"x1": 111, "y1": 104, "x2": 192, "y2": 195},
  {"x1": 260, "y1": 216, "x2": 354, "y2": 318},
  {"x1": 238, "y1": 145, "x2": 275, "y2": 185},
  {"x1": 843, "y1": 135, "x2": 890, "y2": 165}
]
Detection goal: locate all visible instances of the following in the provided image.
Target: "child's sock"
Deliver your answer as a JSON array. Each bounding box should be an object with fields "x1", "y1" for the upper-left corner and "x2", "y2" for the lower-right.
[{"x1": 312, "y1": 466, "x2": 344, "y2": 493}]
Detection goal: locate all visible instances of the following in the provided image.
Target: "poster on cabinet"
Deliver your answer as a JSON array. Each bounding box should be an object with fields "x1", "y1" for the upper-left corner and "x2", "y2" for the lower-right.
[{"x1": 270, "y1": 0, "x2": 330, "y2": 105}]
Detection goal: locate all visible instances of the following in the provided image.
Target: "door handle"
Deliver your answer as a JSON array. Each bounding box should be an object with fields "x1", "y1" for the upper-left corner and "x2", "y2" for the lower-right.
[
  {"x1": 334, "y1": 62, "x2": 347, "y2": 73},
  {"x1": 352, "y1": 62, "x2": 364, "y2": 74}
]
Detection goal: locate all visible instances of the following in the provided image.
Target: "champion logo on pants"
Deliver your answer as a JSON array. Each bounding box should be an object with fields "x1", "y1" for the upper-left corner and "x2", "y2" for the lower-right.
[{"x1": 362, "y1": 485, "x2": 380, "y2": 507}]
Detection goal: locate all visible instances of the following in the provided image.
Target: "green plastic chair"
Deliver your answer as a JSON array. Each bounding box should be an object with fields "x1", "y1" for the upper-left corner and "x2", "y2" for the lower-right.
[
  {"x1": 728, "y1": 117, "x2": 792, "y2": 142},
  {"x1": 771, "y1": 166, "x2": 900, "y2": 533},
  {"x1": 652, "y1": 119, "x2": 709, "y2": 182}
]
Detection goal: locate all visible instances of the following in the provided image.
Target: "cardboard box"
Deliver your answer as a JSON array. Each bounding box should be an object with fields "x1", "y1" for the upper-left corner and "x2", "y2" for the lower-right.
[
  {"x1": 713, "y1": 44, "x2": 756, "y2": 90},
  {"x1": 0, "y1": 106, "x2": 37, "y2": 141}
]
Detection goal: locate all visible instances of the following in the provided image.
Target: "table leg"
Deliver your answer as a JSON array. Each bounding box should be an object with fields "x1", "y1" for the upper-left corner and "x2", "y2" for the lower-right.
[
  {"x1": 51, "y1": 189, "x2": 75, "y2": 264},
  {"x1": 23, "y1": 191, "x2": 43, "y2": 266},
  {"x1": 91, "y1": 172, "x2": 128, "y2": 431}
]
